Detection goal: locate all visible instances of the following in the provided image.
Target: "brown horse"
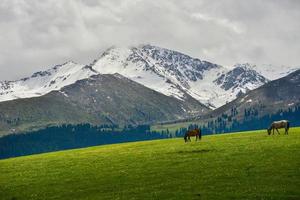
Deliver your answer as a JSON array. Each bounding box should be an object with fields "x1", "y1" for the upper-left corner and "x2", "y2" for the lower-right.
[
  {"x1": 184, "y1": 128, "x2": 201, "y2": 142},
  {"x1": 267, "y1": 120, "x2": 290, "y2": 135}
]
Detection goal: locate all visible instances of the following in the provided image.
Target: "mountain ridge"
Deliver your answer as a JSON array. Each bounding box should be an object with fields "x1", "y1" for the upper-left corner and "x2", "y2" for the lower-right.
[{"x1": 0, "y1": 45, "x2": 299, "y2": 108}]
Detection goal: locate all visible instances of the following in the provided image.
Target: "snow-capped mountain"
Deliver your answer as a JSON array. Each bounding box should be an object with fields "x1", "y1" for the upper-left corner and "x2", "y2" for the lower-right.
[
  {"x1": 91, "y1": 45, "x2": 221, "y2": 102},
  {"x1": 91, "y1": 45, "x2": 270, "y2": 108},
  {"x1": 0, "y1": 45, "x2": 298, "y2": 109},
  {"x1": 0, "y1": 61, "x2": 97, "y2": 102}
]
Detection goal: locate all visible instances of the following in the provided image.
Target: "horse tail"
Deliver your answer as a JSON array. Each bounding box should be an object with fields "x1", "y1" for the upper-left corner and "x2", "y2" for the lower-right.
[{"x1": 287, "y1": 121, "x2": 290, "y2": 130}]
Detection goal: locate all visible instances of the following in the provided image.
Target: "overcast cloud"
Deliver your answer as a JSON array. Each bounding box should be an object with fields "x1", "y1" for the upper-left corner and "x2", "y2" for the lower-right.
[{"x1": 0, "y1": 0, "x2": 300, "y2": 80}]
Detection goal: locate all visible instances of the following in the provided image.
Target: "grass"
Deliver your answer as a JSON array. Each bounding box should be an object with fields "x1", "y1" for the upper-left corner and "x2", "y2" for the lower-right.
[{"x1": 0, "y1": 128, "x2": 300, "y2": 200}]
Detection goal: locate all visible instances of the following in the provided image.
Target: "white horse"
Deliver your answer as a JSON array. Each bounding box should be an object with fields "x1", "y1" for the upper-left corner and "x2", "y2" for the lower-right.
[{"x1": 267, "y1": 120, "x2": 290, "y2": 135}]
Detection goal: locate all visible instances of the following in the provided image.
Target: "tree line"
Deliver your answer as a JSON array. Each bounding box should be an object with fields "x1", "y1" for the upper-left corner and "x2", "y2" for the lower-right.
[
  {"x1": 172, "y1": 105, "x2": 300, "y2": 135},
  {"x1": 1, "y1": 105, "x2": 299, "y2": 159},
  {"x1": 0, "y1": 124, "x2": 169, "y2": 159}
]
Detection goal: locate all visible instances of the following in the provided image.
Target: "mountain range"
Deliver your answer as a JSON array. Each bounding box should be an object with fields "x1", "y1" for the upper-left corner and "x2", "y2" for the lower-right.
[
  {"x1": 204, "y1": 69, "x2": 300, "y2": 120},
  {"x1": 2, "y1": 45, "x2": 299, "y2": 108},
  {"x1": 0, "y1": 44, "x2": 299, "y2": 136}
]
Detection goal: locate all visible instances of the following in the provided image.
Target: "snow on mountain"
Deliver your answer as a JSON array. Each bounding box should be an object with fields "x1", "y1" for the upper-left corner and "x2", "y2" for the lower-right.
[
  {"x1": 0, "y1": 45, "x2": 298, "y2": 109},
  {"x1": 91, "y1": 45, "x2": 220, "y2": 102},
  {"x1": 90, "y1": 46, "x2": 183, "y2": 100},
  {"x1": 92, "y1": 45, "x2": 270, "y2": 108},
  {"x1": 0, "y1": 61, "x2": 97, "y2": 102},
  {"x1": 207, "y1": 64, "x2": 269, "y2": 106},
  {"x1": 242, "y1": 63, "x2": 300, "y2": 80},
  {"x1": 216, "y1": 64, "x2": 269, "y2": 91}
]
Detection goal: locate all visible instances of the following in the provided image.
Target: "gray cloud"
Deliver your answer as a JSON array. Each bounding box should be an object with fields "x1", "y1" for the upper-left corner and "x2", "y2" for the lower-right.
[{"x1": 0, "y1": 0, "x2": 300, "y2": 80}]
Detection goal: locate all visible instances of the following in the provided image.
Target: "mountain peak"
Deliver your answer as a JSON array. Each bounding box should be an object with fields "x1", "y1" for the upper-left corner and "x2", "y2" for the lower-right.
[
  {"x1": 214, "y1": 64, "x2": 268, "y2": 97},
  {"x1": 92, "y1": 44, "x2": 222, "y2": 104},
  {"x1": 0, "y1": 61, "x2": 96, "y2": 102},
  {"x1": 233, "y1": 63, "x2": 256, "y2": 70}
]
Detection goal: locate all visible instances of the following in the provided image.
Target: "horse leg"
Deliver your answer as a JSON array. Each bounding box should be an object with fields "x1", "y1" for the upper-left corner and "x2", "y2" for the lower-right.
[{"x1": 276, "y1": 128, "x2": 280, "y2": 135}]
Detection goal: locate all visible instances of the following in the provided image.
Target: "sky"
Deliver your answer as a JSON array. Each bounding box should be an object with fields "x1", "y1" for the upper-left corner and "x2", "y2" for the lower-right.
[{"x1": 0, "y1": 0, "x2": 300, "y2": 81}]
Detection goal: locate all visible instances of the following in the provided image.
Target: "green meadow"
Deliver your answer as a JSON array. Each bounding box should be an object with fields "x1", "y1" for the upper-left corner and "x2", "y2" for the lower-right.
[{"x1": 1, "y1": 128, "x2": 300, "y2": 200}]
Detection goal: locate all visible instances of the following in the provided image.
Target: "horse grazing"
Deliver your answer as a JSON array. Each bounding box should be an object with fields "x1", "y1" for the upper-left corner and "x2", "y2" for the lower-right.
[
  {"x1": 184, "y1": 128, "x2": 201, "y2": 142},
  {"x1": 267, "y1": 120, "x2": 290, "y2": 135}
]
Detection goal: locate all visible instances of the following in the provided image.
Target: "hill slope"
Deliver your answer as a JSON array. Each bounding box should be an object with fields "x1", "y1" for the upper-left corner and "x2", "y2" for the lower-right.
[
  {"x1": 1, "y1": 128, "x2": 299, "y2": 200},
  {"x1": 0, "y1": 73, "x2": 208, "y2": 136}
]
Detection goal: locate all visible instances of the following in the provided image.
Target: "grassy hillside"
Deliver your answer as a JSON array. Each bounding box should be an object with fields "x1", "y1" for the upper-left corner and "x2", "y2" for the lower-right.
[{"x1": 1, "y1": 128, "x2": 300, "y2": 200}]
